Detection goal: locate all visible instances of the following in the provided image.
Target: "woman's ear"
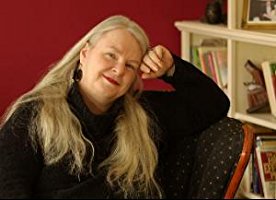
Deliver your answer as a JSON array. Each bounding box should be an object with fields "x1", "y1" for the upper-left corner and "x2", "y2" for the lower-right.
[{"x1": 79, "y1": 42, "x2": 90, "y2": 65}]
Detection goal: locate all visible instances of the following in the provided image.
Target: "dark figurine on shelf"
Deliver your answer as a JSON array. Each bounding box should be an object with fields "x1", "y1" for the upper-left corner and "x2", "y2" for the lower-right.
[
  {"x1": 243, "y1": 60, "x2": 270, "y2": 114},
  {"x1": 202, "y1": 0, "x2": 227, "y2": 25}
]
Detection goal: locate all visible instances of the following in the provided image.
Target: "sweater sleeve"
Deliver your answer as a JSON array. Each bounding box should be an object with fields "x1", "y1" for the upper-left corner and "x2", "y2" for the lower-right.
[
  {"x1": 0, "y1": 104, "x2": 43, "y2": 198},
  {"x1": 142, "y1": 54, "x2": 230, "y2": 137}
]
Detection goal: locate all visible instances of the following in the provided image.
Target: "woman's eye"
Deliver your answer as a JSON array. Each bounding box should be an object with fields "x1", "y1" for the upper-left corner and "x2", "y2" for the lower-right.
[
  {"x1": 126, "y1": 64, "x2": 136, "y2": 70},
  {"x1": 106, "y1": 52, "x2": 116, "y2": 59}
]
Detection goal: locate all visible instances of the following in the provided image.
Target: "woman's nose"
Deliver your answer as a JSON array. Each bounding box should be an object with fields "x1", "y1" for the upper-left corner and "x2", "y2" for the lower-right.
[{"x1": 112, "y1": 62, "x2": 125, "y2": 76}]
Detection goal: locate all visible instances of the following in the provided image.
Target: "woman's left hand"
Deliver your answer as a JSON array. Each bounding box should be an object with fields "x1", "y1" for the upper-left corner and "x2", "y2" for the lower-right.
[{"x1": 140, "y1": 45, "x2": 174, "y2": 79}]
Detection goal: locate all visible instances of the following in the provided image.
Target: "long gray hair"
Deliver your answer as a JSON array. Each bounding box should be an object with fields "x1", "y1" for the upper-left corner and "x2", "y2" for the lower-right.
[{"x1": 1, "y1": 15, "x2": 161, "y2": 198}]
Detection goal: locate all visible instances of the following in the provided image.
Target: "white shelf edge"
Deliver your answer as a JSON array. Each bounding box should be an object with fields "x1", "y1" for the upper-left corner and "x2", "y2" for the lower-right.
[
  {"x1": 234, "y1": 112, "x2": 276, "y2": 130},
  {"x1": 174, "y1": 21, "x2": 276, "y2": 47}
]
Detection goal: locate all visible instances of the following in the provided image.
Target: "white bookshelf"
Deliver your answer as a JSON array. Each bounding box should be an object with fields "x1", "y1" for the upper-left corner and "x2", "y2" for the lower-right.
[{"x1": 174, "y1": 0, "x2": 276, "y2": 131}]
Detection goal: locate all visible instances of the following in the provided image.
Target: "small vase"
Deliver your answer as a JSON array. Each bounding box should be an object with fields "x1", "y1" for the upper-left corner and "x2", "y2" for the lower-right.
[{"x1": 205, "y1": 1, "x2": 222, "y2": 24}]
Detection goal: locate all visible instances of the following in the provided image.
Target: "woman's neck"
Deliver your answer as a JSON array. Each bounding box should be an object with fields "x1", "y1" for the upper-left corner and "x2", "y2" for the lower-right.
[{"x1": 79, "y1": 91, "x2": 113, "y2": 115}]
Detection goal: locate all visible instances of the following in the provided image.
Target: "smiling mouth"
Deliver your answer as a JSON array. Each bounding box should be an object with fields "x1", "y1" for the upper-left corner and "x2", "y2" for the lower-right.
[{"x1": 103, "y1": 75, "x2": 119, "y2": 86}]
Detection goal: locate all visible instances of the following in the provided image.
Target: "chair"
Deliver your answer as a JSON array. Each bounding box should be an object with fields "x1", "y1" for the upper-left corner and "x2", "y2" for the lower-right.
[{"x1": 163, "y1": 117, "x2": 253, "y2": 199}]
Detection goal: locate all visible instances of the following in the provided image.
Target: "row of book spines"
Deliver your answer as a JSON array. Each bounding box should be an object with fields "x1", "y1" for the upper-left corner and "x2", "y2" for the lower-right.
[
  {"x1": 252, "y1": 135, "x2": 276, "y2": 198},
  {"x1": 242, "y1": 125, "x2": 276, "y2": 197},
  {"x1": 191, "y1": 46, "x2": 227, "y2": 89}
]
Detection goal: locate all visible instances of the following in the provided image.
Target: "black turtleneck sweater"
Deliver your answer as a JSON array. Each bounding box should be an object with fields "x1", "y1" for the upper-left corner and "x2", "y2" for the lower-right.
[{"x1": 0, "y1": 55, "x2": 230, "y2": 198}]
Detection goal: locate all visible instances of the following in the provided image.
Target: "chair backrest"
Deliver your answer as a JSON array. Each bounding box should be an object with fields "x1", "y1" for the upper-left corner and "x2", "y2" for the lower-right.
[
  {"x1": 161, "y1": 117, "x2": 253, "y2": 199},
  {"x1": 187, "y1": 117, "x2": 253, "y2": 199}
]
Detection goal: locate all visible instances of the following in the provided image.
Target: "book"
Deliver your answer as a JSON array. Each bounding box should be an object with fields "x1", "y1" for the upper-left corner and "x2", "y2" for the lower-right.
[
  {"x1": 238, "y1": 125, "x2": 276, "y2": 198},
  {"x1": 262, "y1": 61, "x2": 276, "y2": 117},
  {"x1": 255, "y1": 135, "x2": 276, "y2": 198},
  {"x1": 255, "y1": 148, "x2": 276, "y2": 199},
  {"x1": 210, "y1": 50, "x2": 223, "y2": 88},
  {"x1": 191, "y1": 46, "x2": 201, "y2": 70},
  {"x1": 206, "y1": 52, "x2": 218, "y2": 84},
  {"x1": 253, "y1": 150, "x2": 263, "y2": 195},
  {"x1": 212, "y1": 48, "x2": 227, "y2": 89}
]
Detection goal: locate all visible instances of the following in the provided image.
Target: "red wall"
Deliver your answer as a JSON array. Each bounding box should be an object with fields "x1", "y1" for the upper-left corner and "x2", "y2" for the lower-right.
[{"x1": 0, "y1": 0, "x2": 208, "y2": 117}]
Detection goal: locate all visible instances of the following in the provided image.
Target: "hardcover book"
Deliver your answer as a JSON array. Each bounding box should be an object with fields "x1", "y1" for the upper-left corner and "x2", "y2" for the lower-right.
[
  {"x1": 255, "y1": 135, "x2": 276, "y2": 198},
  {"x1": 262, "y1": 61, "x2": 276, "y2": 117}
]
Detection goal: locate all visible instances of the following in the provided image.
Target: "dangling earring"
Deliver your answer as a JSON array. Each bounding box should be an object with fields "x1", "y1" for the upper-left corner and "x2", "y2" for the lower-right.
[{"x1": 73, "y1": 67, "x2": 83, "y2": 82}]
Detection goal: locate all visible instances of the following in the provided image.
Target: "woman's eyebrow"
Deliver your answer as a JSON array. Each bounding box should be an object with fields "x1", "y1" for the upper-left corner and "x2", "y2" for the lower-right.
[
  {"x1": 108, "y1": 46, "x2": 121, "y2": 53},
  {"x1": 108, "y1": 46, "x2": 140, "y2": 64}
]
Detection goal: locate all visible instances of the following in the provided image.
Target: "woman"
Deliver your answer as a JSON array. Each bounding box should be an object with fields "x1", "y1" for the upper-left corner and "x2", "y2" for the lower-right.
[{"x1": 0, "y1": 15, "x2": 229, "y2": 198}]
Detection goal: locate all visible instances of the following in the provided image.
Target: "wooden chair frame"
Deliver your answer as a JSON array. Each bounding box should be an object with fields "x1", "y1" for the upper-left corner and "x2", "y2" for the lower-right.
[{"x1": 224, "y1": 124, "x2": 254, "y2": 199}]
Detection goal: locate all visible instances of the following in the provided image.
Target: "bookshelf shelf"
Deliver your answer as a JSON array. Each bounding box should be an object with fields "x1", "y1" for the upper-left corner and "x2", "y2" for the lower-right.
[
  {"x1": 174, "y1": 0, "x2": 276, "y2": 198},
  {"x1": 235, "y1": 112, "x2": 276, "y2": 130},
  {"x1": 174, "y1": 0, "x2": 276, "y2": 131},
  {"x1": 175, "y1": 21, "x2": 276, "y2": 47}
]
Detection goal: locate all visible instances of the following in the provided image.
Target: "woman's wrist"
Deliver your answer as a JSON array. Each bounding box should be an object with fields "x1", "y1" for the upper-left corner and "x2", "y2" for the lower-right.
[{"x1": 166, "y1": 63, "x2": 175, "y2": 77}]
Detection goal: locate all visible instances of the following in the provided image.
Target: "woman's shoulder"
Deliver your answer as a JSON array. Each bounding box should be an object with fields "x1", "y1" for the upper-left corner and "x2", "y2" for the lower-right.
[
  {"x1": 14, "y1": 100, "x2": 39, "y2": 118},
  {"x1": 1, "y1": 100, "x2": 40, "y2": 132}
]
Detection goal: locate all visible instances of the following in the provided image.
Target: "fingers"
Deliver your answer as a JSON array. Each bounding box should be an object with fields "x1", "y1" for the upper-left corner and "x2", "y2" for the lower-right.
[
  {"x1": 140, "y1": 64, "x2": 165, "y2": 79},
  {"x1": 140, "y1": 45, "x2": 172, "y2": 79},
  {"x1": 141, "y1": 70, "x2": 160, "y2": 79},
  {"x1": 140, "y1": 63, "x2": 151, "y2": 73},
  {"x1": 154, "y1": 45, "x2": 163, "y2": 59},
  {"x1": 142, "y1": 49, "x2": 162, "y2": 72}
]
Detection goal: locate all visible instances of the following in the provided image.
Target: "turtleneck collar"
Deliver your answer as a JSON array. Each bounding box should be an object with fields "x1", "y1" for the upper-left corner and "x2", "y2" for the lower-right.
[{"x1": 66, "y1": 83, "x2": 124, "y2": 139}]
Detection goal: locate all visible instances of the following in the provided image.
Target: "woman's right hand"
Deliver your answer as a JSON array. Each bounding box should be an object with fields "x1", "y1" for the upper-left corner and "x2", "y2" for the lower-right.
[{"x1": 140, "y1": 45, "x2": 174, "y2": 79}]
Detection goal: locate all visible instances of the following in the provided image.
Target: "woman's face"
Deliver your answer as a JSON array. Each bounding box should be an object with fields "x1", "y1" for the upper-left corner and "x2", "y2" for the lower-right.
[{"x1": 79, "y1": 28, "x2": 143, "y2": 112}]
